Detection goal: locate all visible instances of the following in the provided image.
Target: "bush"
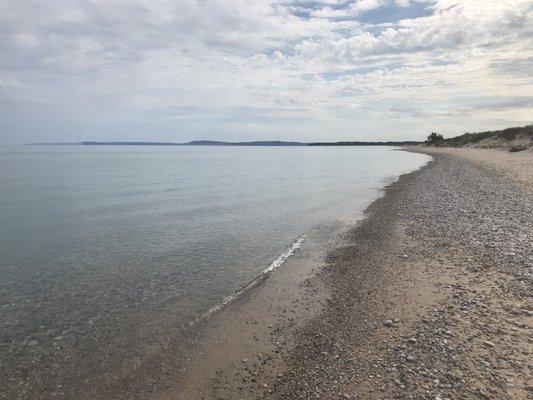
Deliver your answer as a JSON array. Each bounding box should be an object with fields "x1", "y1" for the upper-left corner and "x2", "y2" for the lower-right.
[
  {"x1": 509, "y1": 145, "x2": 527, "y2": 153},
  {"x1": 426, "y1": 132, "x2": 444, "y2": 145}
]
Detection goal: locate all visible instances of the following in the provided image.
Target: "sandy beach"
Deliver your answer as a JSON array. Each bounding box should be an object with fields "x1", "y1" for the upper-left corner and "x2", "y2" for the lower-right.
[
  {"x1": 169, "y1": 147, "x2": 532, "y2": 399},
  {"x1": 419, "y1": 147, "x2": 533, "y2": 193}
]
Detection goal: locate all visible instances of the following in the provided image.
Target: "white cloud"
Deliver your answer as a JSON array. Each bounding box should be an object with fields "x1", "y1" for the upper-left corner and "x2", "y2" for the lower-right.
[
  {"x1": 395, "y1": 0, "x2": 411, "y2": 7},
  {"x1": 310, "y1": 0, "x2": 387, "y2": 19},
  {"x1": 0, "y1": 0, "x2": 532, "y2": 144}
]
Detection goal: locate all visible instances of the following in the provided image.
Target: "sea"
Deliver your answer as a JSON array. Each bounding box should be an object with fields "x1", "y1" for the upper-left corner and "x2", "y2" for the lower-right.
[{"x1": 0, "y1": 144, "x2": 430, "y2": 394}]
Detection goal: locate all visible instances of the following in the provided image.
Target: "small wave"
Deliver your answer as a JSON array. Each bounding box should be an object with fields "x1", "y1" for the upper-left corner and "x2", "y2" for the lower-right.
[{"x1": 194, "y1": 235, "x2": 305, "y2": 324}]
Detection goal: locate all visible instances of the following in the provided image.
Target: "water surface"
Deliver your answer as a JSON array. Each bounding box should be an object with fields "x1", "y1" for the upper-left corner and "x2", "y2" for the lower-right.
[{"x1": 0, "y1": 145, "x2": 430, "y2": 396}]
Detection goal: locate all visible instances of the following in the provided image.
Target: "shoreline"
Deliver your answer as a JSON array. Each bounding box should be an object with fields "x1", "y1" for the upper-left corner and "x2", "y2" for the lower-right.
[
  {"x1": 168, "y1": 151, "x2": 435, "y2": 399},
  {"x1": 172, "y1": 216, "x2": 352, "y2": 398},
  {"x1": 164, "y1": 151, "x2": 437, "y2": 399},
  {"x1": 168, "y1": 147, "x2": 532, "y2": 399},
  {"x1": 194, "y1": 235, "x2": 306, "y2": 324}
]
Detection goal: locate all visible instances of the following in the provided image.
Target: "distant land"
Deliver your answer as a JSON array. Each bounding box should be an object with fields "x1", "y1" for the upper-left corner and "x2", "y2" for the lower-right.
[
  {"x1": 307, "y1": 141, "x2": 420, "y2": 146},
  {"x1": 28, "y1": 126, "x2": 531, "y2": 148},
  {"x1": 28, "y1": 140, "x2": 421, "y2": 146},
  {"x1": 27, "y1": 125, "x2": 533, "y2": 148}
]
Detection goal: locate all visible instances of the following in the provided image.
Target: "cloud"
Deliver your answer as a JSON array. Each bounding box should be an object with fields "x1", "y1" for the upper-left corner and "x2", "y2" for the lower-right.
[
  {"x1": 310, "y1": 0, "x2": 387, "y2": 19},
  {"x1": 395, "y1": 0, "x2": 411, "y2": 7},
  {"x1": 0, "y1": 0, "x2": 532, "y2": 144}
]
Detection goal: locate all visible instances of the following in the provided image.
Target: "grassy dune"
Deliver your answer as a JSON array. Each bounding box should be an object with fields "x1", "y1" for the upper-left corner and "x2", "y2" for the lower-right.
[{"x1": 429, "y1": 125, "x2": 532, "y2": 150}]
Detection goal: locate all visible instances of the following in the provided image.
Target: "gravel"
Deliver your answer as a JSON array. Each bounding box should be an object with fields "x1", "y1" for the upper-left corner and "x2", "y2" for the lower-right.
[{"x1": 264, "y1": 151, "x2": 532, "y2": 399}]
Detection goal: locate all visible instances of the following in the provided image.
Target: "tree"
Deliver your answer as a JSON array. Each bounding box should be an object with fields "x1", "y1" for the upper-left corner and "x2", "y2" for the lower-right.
[{"x1": 426, "y1": 132, "x2": 444, "y2": 144}]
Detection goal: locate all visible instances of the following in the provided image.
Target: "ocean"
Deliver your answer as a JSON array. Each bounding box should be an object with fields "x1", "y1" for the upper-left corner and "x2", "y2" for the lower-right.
[{"x1": 0, "y1": 145, "x2": 430, "y2": 394}]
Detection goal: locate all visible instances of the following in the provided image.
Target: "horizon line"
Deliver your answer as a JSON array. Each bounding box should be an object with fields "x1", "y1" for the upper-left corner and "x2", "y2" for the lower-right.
[{"x1": 24, "y1": 139, "x2": 422, "y2": 146}]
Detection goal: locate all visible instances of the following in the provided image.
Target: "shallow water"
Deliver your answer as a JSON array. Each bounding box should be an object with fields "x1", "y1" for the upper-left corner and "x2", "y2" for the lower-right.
[{"x1": 0, "y1": 145, "x2": 430, "y2": 395}]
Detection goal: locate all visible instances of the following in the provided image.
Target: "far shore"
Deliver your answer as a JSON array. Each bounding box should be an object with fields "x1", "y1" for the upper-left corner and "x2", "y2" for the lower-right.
[{"x1": 168, "y1": 146, "x2": 532, "y2": 399}]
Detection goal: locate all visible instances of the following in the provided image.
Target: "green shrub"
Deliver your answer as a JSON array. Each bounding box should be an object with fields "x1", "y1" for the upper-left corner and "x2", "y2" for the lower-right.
[{"x1": 426, "y1": 132, "x2": 444, "y2": 145}]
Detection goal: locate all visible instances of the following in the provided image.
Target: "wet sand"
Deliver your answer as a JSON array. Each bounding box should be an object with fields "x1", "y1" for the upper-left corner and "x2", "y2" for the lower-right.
[{"x1": 169, "y1": 148, "x2": 532, "y2": 399}]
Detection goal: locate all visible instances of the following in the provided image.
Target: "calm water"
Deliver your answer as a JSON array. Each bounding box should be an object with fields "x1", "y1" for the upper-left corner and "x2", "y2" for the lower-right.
[{"x1": 0, "y1": 145, "x2": 430, "y2": 395}]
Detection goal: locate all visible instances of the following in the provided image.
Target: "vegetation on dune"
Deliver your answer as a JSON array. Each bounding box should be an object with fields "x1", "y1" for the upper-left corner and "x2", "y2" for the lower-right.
[
  {"x1": 426, "y1": 132, "x2": 444, "y2": 145},
  {"x1": 425, "y1": 125, "x2": 532, "y2": 149}
]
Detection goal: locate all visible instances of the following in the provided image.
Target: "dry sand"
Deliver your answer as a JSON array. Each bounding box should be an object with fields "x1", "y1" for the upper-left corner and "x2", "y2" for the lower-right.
[{"x1": 420, "y1": 147, "x2": 533, "y2": 193}]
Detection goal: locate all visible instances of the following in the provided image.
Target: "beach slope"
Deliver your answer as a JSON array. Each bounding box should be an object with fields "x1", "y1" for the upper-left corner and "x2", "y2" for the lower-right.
[{"x1": 173, "y1": 147, "x2": 532, "y2": 399}]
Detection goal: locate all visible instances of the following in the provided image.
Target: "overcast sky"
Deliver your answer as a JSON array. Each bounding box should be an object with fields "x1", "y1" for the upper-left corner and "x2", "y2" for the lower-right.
[{"x1": 0, "y1": 0, "x2": 532, "y2": 144}]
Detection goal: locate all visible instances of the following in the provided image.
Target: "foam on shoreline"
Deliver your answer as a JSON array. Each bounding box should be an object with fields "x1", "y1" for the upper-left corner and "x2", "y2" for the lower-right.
[{"x1": 194, "y1": 235, "x2": 305, "y2": 323}]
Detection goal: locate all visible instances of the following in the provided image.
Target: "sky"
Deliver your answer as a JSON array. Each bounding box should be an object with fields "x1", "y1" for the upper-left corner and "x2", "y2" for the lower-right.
[{"x1": 0, "y1": 0, "x2": 532, "y2": 144}]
